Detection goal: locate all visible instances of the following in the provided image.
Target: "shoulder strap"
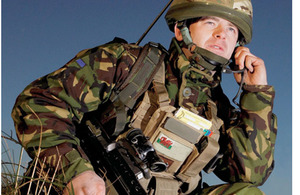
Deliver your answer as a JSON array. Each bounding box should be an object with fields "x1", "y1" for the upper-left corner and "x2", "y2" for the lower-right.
[{"x1": 110, "y1": 42, "x2": 168, "y2": 136}]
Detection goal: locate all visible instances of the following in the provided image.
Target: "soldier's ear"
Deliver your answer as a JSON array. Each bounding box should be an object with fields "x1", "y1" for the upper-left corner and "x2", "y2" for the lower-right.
[{"x1": 174, "y1": 23, "x2": 183, "y2": 41}]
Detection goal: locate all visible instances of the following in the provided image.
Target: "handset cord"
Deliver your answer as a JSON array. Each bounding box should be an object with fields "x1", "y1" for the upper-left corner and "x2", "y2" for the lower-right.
[{"x1": 222, "y1": 67, "x2": 246, "y2": 108}]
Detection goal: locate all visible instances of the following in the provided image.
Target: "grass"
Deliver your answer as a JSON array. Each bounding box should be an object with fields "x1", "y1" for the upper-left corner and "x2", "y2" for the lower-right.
[
  {"x1": 2, "y1": 128, "x2": 115, "y2": 195},
  {"x1": 1, "y1": 131, "x2": 65, "y2": 195},
  {"x1": 2, "y1": 131, "x2": 25, "y2": 195}
]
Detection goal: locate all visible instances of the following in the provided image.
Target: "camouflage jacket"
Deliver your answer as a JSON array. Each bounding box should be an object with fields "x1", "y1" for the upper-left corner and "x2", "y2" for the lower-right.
[
  {"x1": 165, "y1": 38, "x2": 277, "y2": 186},
  {"x1": 11, "y1": 38, "x2": 277, "y2": 190}
]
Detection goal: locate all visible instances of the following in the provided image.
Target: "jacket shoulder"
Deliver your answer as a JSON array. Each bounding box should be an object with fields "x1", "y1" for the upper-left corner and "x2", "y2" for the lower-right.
[{"x1": 74, "y1": 37, "x2": 142, "y2": 61}]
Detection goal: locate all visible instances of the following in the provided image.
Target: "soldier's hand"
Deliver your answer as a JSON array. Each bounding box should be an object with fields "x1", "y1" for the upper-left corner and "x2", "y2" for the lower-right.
[
  {"x1": 233, "y1": 46, "x2": 268, "y2": 85},
  {"x1": 63, "y1": 170, "x2": 105, "y2": 195}
]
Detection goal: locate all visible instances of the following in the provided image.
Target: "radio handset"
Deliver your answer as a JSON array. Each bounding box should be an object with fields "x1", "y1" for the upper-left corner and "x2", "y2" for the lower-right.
[{"x1": 222, "y1": 45, "x2": 245, "y2": 74}]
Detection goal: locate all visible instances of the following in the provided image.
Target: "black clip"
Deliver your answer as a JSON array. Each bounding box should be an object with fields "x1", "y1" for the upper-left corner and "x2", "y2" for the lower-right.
[{"x1": 203, "y1": 152, "x2": 223, "y2": 173}]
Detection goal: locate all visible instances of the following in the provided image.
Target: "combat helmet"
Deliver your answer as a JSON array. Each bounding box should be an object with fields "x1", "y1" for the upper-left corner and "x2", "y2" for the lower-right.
[
  {"x1": 165, "y1": 0, "x2": 253, "y2": 45},
  {"x1": 165, "y1": 0, "x2": 253, "y2": 70}
]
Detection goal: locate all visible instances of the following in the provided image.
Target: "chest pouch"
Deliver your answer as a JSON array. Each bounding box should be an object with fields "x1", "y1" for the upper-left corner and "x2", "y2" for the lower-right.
[{"x1": 139, "y1": 106, "x2": 219, "y2": 183}]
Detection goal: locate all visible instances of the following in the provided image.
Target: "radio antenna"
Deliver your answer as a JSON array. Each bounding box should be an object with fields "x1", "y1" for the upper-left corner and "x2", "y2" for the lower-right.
[{"x1": 135, "y1": 0, "x2": 173, "y2": 45}]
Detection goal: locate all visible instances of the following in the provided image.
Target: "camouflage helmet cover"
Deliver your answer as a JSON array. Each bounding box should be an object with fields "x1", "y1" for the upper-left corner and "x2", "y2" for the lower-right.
[{"x1": 165, "y1": 0, "x2": 253, "y2": 44}]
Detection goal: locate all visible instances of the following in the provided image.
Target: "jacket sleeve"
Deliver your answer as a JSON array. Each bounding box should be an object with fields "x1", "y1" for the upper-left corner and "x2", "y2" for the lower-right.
[
  {"x1": 11, "y1": 41, "x2": 141, "y2": 186},
  {"x1": 214, "y1": 84, "x2": 277, "y2": 186}
]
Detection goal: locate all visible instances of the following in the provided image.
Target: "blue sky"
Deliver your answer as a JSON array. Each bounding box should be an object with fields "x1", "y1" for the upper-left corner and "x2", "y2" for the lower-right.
[{"x1": 2, "y1": 1, "x2": 292, "y2": 194}]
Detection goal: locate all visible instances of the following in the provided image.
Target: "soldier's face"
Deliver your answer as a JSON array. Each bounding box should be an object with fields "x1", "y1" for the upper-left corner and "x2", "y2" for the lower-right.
[
  {"x1": 190, "y1": 16, "x2": 239, "y2": 59},
  {"x1": 177, "y1": 16, "x2": 239, "y2": 59}
]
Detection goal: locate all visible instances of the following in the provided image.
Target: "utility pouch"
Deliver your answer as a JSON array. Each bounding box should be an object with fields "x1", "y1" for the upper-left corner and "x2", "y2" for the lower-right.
[
  {"x1": 142, "y1": 106, "x2": 220, "y2": 180},
  {"x1": 151, "y1": 126, "x2": 194, "y2": 173},
  {"x1": 177, "y1": 136, "x2": 219, "y2": 182}
]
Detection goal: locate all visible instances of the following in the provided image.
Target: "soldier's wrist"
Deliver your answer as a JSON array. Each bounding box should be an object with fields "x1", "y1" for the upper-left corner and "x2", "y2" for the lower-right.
[
  {"x1": 240, "y1": 85, "x2": 275, "y2": 112},
  {"x1": 56, "y1": 149, "x2": 94, "y2": 187}
]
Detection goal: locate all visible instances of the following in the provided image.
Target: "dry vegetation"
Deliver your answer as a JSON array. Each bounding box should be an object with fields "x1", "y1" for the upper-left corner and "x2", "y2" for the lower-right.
[{"x1": 1, "y1": 132, "x2": 66, "y2": 195}]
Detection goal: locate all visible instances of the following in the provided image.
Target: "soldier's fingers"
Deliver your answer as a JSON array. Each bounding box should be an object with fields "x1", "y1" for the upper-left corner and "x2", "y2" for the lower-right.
[
  {"x1": 234, "y1": 46, "x2": 250, "y2": 56},
  {"x1": 234, "y1": 47, "x2": 255, "y2": 70},
  {"x1": 244, "y1": 55, "x2": 255, "y2": 73},
  {"x1": 246, "y1": 55, "x2": 265, "y2": 73}
]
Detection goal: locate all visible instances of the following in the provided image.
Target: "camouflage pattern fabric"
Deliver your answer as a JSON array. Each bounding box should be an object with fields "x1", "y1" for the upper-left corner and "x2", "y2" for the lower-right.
[
  {"x1": 11, "y1": 37, "x2": 277, "y2": 193},
  {"x1": 11, "y1": 38, "x2": 142, "y2": 189},
  {"x1": 165, "y1": 38, "x2": 277, "y2": 190},
  {"x1": 199, "y1": 182, "x2": 265, "y2": 195},
  {"x1": 168, "y1": 0, "x2": 253, "y2": 17}
]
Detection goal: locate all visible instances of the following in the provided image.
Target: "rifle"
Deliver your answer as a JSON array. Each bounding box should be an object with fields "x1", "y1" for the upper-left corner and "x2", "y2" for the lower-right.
[{"x1": 76, "y1": 110, "x2": 167, "y2": 195}]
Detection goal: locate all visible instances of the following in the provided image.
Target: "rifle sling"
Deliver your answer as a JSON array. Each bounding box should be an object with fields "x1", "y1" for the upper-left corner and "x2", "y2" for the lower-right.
[{"x1": 110, "y1": 42, "x2": 167, "y2": 136}]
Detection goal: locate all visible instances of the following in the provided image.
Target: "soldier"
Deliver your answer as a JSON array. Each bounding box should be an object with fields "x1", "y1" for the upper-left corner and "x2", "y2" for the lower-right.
[{"x1": 12, "y1": 0, "x2": 277, "y2": 194}]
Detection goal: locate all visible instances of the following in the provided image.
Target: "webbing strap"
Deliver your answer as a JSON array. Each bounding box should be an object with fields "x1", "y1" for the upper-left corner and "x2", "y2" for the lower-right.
[
  {"x1": 112, "y1": 99, "x2": 127, "y2": 136},
  {"x1": 130, "y1": 91, "x2": 152, "y2": 130},
  {"x1": 152, "y1": 61, "x2": 170, "y2": 108},
  {"x1": 151, "y1": 176, "x2": 181, "y2": 195},
  {"x1": 111, "y1": 42, "x2": 167, "y2": 136},
  {"x1": 153, "y1": 81, "x2": 170, "y2": 108},
  {"x1": 131, "y1": 61, "x2": 172, "y2": 130},
  {"x1": 177, "y1": 137, "x2": 219, "y2": 182}
]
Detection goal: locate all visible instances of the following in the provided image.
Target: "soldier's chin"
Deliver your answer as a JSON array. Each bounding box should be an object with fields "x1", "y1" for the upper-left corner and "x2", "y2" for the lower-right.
[{"x1": 206, "y1": 48, "x2": 230, "y2": 60}]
